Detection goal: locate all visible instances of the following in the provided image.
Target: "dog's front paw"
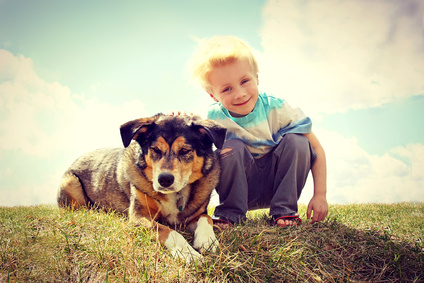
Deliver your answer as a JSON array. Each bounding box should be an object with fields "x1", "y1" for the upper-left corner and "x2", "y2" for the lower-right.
[
  {"x1": 165, "y1": 230, "x2": 203, "y2": 264},
  {"x1": 193, "y1": 217, "x2": 218, "y2": 253}
]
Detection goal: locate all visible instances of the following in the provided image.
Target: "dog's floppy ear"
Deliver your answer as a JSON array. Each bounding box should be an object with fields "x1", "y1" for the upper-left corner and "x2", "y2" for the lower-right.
[
  {"x1": 193, "y1": 119, "x2": 227, "y2": 149},
  {"x1": 120, "y1": 114, "x2": 162, "y2": 147}
]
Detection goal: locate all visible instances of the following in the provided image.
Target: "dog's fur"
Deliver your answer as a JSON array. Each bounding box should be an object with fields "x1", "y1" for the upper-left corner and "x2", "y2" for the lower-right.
[{"x1": 57, "y1": 113, "x2": 226, "y2": 261}]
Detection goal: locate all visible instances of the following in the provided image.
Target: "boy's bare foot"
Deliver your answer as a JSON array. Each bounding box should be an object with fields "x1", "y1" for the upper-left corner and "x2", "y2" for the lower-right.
[
  {"x1": 276, "y1": 218, "x2": 300, "y2": 227},
  {"x1": 273, "y1": 215, "x2": 302, "y2": 227},
  {"x1": 212, "y1": 218, "x2": 233, "y2": 230},
  {"x1": 214, "y1": 222, "x2": 232, "y2": 230}
]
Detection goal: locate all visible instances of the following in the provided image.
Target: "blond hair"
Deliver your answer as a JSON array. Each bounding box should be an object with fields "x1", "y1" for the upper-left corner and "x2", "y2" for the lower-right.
[{"x1": 189, "y1": 36, "x2": 259, "y2": 93}]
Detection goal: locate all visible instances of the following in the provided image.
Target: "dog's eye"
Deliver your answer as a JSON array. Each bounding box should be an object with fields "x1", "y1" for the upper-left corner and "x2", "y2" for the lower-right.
[
  {"x1": 178, "y1": 148, "x2": 191, "y2": 156},
  {"x1": 151, "y1": 147, "x2": 162, "y2": 155}
]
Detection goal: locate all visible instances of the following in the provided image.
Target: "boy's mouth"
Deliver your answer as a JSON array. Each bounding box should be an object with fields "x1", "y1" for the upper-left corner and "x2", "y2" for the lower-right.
[{"x1": 234, "y1": 97, "x2": 251, "y2": 106}]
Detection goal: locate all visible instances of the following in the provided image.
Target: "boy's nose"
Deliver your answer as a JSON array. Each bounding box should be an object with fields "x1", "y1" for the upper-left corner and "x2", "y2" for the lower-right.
[{"x1": 234, "y1": 88, "x2": 246, "y2": 99}]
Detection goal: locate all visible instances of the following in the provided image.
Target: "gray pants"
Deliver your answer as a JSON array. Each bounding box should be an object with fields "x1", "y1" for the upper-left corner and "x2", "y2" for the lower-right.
[{"x1": 214, "y1": 133, "x2": 317, "y2": 223}]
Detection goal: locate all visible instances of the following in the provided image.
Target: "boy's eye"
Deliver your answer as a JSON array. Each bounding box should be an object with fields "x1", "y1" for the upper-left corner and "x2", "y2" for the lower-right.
[
  {"x1": 241, "y1": 79, "x2": 249, "y2": 84},
  {"x1": 222, "y1": 87, "x2": 231, "y2": 93}
]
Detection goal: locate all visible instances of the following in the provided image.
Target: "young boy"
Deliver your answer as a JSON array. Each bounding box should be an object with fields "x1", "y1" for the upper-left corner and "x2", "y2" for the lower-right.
[{"x1": 189, "y1": 36, "x2": 328, "y2": 228}]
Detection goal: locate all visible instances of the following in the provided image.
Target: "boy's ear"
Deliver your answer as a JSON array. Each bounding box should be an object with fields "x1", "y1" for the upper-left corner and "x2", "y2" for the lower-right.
[{"x1": 208, "y1": 93, "x2": 219, "y2": 102}]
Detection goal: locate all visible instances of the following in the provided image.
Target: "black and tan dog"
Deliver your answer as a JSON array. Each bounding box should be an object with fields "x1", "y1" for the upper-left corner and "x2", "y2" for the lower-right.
[{"x1": 57, "y1": 113, "x2": 226, "y2": 262}]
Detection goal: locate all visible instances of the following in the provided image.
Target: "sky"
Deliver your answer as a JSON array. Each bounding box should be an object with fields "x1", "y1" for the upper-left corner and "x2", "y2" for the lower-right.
[{"x1": 1, "y1": 0, "x2": 423, "y2": 207}]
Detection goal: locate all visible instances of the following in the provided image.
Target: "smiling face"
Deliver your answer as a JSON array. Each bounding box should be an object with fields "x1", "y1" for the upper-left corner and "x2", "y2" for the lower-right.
[{"x1": 208, "y1": 58, "x2": 259, "y2": 117}]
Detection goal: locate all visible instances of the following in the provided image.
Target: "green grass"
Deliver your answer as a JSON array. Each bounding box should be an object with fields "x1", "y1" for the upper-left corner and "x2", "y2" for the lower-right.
[{"x1": 1, "y1": 203, "x2": 423, "y2": 282}]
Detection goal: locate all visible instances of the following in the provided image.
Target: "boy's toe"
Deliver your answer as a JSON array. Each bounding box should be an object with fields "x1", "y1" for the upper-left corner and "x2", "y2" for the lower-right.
[{"x1": 272, "y1": 215, "x2": 302, "y2": 227}]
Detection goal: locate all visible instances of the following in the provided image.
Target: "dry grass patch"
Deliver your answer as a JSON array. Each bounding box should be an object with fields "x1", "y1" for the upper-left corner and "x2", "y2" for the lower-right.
[{"x1": 1, "y1": 203, "x2": 423, "y2": 282}]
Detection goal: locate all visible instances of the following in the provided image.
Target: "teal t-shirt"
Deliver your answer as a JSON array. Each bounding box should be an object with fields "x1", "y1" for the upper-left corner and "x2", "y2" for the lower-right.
[{"x1": 208, "y1": 93, "x2": 312, "y2": 158}]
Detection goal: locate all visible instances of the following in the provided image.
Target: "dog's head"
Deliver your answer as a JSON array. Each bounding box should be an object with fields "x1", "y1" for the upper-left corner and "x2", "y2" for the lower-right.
[{"x1": 120, "y1": 113, "x2": 226, "y2": 194}]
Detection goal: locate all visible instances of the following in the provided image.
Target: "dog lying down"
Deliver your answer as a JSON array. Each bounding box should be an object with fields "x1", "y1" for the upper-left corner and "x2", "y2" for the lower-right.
[{"x1": 57, "y1": 113, "x2": 226, "y2": 262}]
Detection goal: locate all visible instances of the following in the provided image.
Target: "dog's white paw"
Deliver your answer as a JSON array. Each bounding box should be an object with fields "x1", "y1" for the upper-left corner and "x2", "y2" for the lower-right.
[
  {"x1": 193, "y1": 217, "x2": 218, "y2": 253},
  {"x1": 165, "y1": 230, "x2": 203, "y2": 263}
]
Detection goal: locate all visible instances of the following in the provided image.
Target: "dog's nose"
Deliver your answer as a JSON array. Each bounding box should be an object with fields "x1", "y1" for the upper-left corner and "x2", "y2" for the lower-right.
[{"x1": 158, "y1": 172, "x2": 174, "y2": 188}]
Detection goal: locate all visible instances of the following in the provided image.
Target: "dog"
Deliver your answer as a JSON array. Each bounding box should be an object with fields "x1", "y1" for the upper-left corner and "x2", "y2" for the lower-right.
[{"x1": 57, "y1": 113, "x2": 226, "y2": 262}]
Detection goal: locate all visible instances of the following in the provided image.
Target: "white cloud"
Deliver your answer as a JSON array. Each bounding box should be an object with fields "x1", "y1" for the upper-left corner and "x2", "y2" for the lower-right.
[
  {"x1": 0, "y1": 49, "x2": 148, "y2": 159},
  {"x1": 258, "y1": 0, "x2": 424, "y2": 205},
  {"x1": 64, "y1": 97, "x2": 148, "y2": 158},
  {"x1": 258, "y1": 0, "x2": 424, "y2": 117},
  {"x1": 0, "y1": 49, "x2": 149, "y2": 206},
  {"x1": 1, "y1": 171, "x2": 59, "y2": 207},
  {"x1": 299, "y1": 129, "x2": 424, "y2": 205}
]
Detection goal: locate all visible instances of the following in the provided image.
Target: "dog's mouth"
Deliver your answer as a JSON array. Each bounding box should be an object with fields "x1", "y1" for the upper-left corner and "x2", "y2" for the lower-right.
[
  {"x1": 156, "y1": 186, "x2": 177, "y2": 194},
  {"x1": 155, "y1": 185, "x2": 187, "y2": 195}
]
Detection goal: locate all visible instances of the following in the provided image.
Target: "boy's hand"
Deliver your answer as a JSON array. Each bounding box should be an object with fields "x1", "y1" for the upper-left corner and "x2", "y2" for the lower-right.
[
  {"x1": 307, "y1": 195, "x2": 328, "y2": 224},
  {"x1": 166, "y1": 111, "x2": 193, "y2": 116}
]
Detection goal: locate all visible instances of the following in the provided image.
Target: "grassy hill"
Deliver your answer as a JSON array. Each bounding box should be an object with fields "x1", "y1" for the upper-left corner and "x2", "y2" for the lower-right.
[{"x1": 1, "y1": 203, "x2": 423, "y2": 282}]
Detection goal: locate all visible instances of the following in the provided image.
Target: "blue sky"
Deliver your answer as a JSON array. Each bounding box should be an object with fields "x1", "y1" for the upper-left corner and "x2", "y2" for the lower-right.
[{"x1": 1, "y1": 0, "x2": 423, "y2": 206}]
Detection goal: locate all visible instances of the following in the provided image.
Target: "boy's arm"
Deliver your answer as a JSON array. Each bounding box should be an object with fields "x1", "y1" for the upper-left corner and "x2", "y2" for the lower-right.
[{"x1": 303, "y1": 131, "x2": 328, "y2": 223}]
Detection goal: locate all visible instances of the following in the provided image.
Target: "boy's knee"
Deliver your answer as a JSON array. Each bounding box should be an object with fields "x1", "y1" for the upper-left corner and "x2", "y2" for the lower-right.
[
  {"x1": 219, "y1": 139, "x2": 248, "y2": 159},
  {"x1": 284, "y1": 134, "x2": 309, "y2": 152},
  {"x1": 220, "y1": 148, "x2": 233, "y2": 159}
]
